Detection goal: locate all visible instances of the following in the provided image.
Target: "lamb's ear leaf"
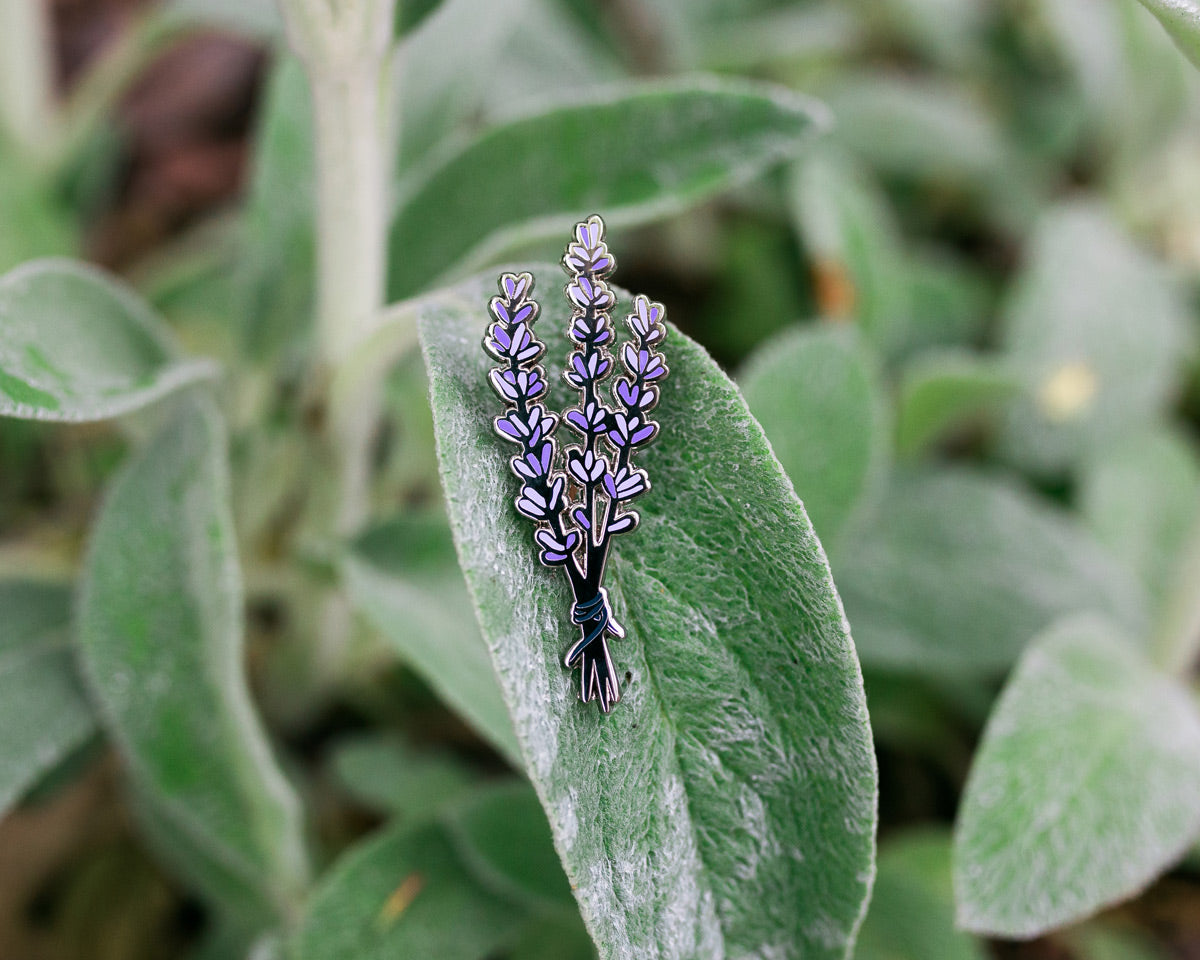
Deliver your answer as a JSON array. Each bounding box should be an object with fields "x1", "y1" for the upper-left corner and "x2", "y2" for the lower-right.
[
  {"x1": 413, "y1": 267, "x2": 877, "y2": 960},
  {"x1": 740, "y1": 323, "x2": 888, "y2": 545},
  {"x1": 1133, "y1": 0, "x2": 1200, "y2": 69},
  {"x1": 996, "y1": 203, "x2": 1192, "y2": 475},
  {"x1": 343, "y1": 513, "x2": 522, "y2": 766},
  {"x1": 0, "y1": 580, "x2": 96, "y2": 818},
  {"x1": 78, "y1": 394, "x2": 309, "y2": 922},
  {"x1": 295, "y1": 820, "x2": 527, "y2": 960},
  {"x1": 954, "y1": 617, "x2": 1200, "y2": 937},
  {"x1": 0, "y1": 259, "x2": 217, "y2": 421},
  {"x1": 387, "y1": 79, "x2": 827, "y2": 298},
  {"x1": 835, "y1": 469, "x2": 1148, "y2": 675}
]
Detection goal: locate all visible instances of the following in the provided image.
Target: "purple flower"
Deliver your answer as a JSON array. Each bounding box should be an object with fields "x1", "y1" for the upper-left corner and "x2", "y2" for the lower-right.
[
  {"x1": 608, "y1": 411, "x2": 657, "y2": 448},
  {"x1": 605, "y1": 510, "x2": 639, "y2": 536},
  {"x1": 564, "y1": 351, "x2": 612, "y2": 389},
  {"x1": 602, "y1": 466, "x2": 649, "y2": 502},
  {"x1": 564, "y1": 401, "x2": 609, "y2": 437},
  {"x1": 567, "y1": 449, "x2": 607, "y2": 484},
  {"x1": 561, "y1": 216, "x2": 615, "y2": 276},
  {"x1": 629, "y1": 295, "x2": 666, "y2": 343},
  {"x1": 485, "y1": 321, "x2": 541, "y2": 364},
  {"x1": 566, "y1": 276, "x2": 615, "y2": 311},
  {"x1": 494, "y1": 404, "x2": 557, "y2": 445},
  {"x1": 513, "y1": 441, "x2": 555, "y2": 481},
  {"x1": 500, "y1": 272, "x2": 532, "y2": 301},
  {"x1": 570, "y1": 315, "x2": 612, "y2": 346},
  {"x1": 614, "y1": 378, "x2": 657, "y2": 411},
  {"x1": 621, "y1": 343, "x2": 666, "y2": 381},
  {"x1": 516, "y1": 476, "x2": 565, "y2": 521},
  {"x1": 536, "y1": 527, "x2": 579, "y2": 565},
  {"x1": 489, "y1": 367, "x2": 545, "y2": 403}
]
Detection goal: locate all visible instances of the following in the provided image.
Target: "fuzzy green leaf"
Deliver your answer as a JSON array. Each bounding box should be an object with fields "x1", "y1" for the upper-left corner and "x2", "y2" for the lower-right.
[
  {"x1": 0, "y1": 580, "x2": 96, "y2": 817},
  {"x1": 296, "y1": 821, "x2": 526, "y2": 960},
  {"x1": 740, "y1": 324, "x2": 888, "y2": 543},
  {"x1": 834, "y1": 470, "x2": 1147, "y2": 674},
  {"x1": 0, "y1": 259, "x2": 217, "y2": 421},
  {"x1": 1134, "y1": 0, "x2": 1200, "y2": 68},
  {"x1": 78, "y1": 395, "x2": 308, "y2": 920},
  {"x1": 997, "y1": 203, "x2": 1193, "y2": 475},
  {"x1": 344, "y1": 515, "x2": 522, "y2": 765},
  {"x1": 417, "y1": 269, "x2": 877, "y2": 960},
  {"x1": 954, "y1": 617, "x2": 1200, "y2": 937},
  {"x1": 387, "y1": 80, "x2": 827, "y2": 298}
]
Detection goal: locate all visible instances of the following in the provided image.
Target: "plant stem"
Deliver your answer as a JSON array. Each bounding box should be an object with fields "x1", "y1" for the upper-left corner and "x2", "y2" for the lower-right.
[
  {"x1": 0, "y1": 0, "x2": 58, "y2": 159},
  {"x1": 276, "y1": 0, "x2": 396, "y2": 680}
]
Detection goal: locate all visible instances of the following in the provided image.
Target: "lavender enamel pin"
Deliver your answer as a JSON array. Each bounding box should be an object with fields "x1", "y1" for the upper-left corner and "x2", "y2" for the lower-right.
[{"x1": 483, "y1": 215, "x2": 669, "y2": 713}]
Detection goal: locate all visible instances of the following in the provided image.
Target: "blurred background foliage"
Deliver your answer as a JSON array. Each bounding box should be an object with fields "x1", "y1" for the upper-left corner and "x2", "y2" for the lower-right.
[{"x1": 3, "y1": 0, "x2": 1200, "y2": 958}]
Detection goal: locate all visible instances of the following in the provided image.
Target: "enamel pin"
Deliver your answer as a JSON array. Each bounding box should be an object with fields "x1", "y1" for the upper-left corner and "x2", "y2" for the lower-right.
[{"x1": 483, "y1": 215, "x2": 669, "y2": 713}]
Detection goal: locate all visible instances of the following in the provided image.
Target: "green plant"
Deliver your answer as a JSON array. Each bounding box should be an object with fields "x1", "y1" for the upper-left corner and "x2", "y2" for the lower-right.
[{"x1": 4, "y1": 1, "x2": 1200, "y2": 959}]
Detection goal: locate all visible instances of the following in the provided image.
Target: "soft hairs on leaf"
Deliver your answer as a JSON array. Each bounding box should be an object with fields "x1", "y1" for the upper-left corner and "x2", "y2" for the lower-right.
[
  {"x1": 78, "y1": 394, "x2": 309, "y2": 921},
  {"x1": 954, "y1": 617, "x2": 1200, "y2": 937},
  {"x1": 387, "y1": 79, "x2": 828, "y2": 298},
  {"x1": 0, "y1": 581, "x2": 96, "y2": 817},
  {"x1": 0, "y1": 258, "x2": 217, "y2": 421},
  {"x1": 417, "y1": 268, "x2": 877, "y2": 960}
]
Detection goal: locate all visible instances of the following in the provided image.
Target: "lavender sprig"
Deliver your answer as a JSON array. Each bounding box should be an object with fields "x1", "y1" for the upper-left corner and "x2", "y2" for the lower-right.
[{"x1": 484, "y1": 216, "x2": 669, "y2": 713}]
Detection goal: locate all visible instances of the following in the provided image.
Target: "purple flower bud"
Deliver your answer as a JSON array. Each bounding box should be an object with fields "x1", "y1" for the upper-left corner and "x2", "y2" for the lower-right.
[
  {"x1": 515, "y1": 476, "x2": 565, "y2": 520},
  {"x1": 500, "y1": 272, "x2": 532, "y2": 301},
  {"x1": 602, "y1": 466, "x2": 649, "y2": 502},
  {"x1": 535, "y1": 527, "x2": 579, "y2": 565},
  {"x1": 608, "y1": 411, "x2": 657, "y2": 449},
  {"x1": 564, "y1": 401, "x2": 609, "y2": 437},
  {"x1": 513, "y1": 441, "x2": 554, "y2": 480},
  {"x1": 567, "y1": 449, "x2": 607, "y2": 484},
  {"x1": 605, "y1": 510, "x2": 639, "y2": 536},
  {"x1": 566, "y1": 276, "x2": 615, "y2": 311}
]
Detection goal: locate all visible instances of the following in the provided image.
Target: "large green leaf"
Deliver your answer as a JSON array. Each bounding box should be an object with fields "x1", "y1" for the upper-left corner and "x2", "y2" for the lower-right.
[
  {"x1": 740, "y1": 324, "x2": 888, "y2": 543},
  {"x1": 296, "y1": 820, "x2": 526, "y2": 960},
  {"x1": 954, "y1": 617, "x2": 1200, "y2": 937},
  {"x1": 1079, "y1": 428, "x2": 1200, "y2": 611},
  {"x1": 0, "y1": 580, "x2": 96, "y2": 817},
  {"x1": 343, "y1": 515, "x2": 522, "y2": 765},
  {"x1": 833, "y1": 469, "x2": 1148, "y2": 675},
  {"x1": 387, "y1": 80, "x2": 827, "y2": 298},
  {"x1": 854, "y1": 830, "x2": 985, "y2": 960},
  {"x1": 78, "y1": 395, "x2": 309, "y2": 920},
  {"x1": 0, "y1": 259, "x2": 217, "y2": 421},
  {"x1": 1134, "y1": 0, "x2": 1200, "y2": 68},
  {"x1": 417, "y1": 270, "x2": 877, "y2": 959},
  {"x1": 996, "y1": 203, "x2": 1192, "y2": 474}
]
